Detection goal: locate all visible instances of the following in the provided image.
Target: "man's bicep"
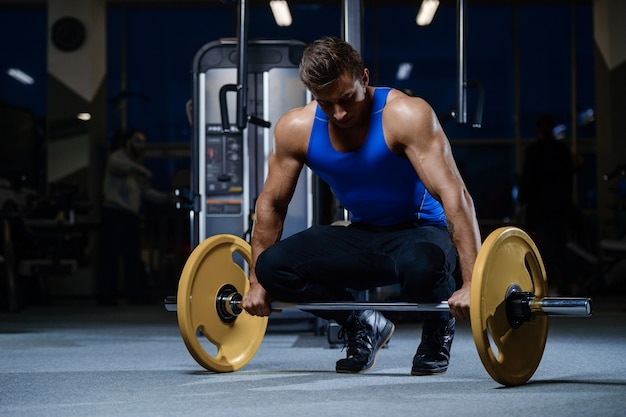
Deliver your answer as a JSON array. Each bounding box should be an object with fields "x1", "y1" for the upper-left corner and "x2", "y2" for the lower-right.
[{"x1": 406, "y1": 132, "x2": 457, "y2": 202}]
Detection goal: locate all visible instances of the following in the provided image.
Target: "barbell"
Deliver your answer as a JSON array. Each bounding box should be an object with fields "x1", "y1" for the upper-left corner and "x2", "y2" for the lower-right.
[{"x1": 166, "y1": 226, "x2": 593, "y2": 386}]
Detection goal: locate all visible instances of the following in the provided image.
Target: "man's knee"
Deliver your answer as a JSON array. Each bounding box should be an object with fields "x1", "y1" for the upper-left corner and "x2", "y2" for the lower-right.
[
  {"x1": 398, "y1": 242, "x2": 455, "y2": 298},
  {"x1": 255, "y1": 243, "x2": 296, "y2": 289},
  {"x1": 398, "y1": 241, "x2": 444, "y2": 275},
  {"x1": 254, "y1": 248, "x2": 276, "y2": 287}
]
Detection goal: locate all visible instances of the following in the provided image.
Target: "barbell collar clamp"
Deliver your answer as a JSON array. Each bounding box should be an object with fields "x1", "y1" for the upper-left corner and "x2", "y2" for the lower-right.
[
  {"x1": 215, "y1": 284, "x2": 241, "y2": 323},
  {"x1": 505, "y1": 290, "x2": 535, "y2": 329}
]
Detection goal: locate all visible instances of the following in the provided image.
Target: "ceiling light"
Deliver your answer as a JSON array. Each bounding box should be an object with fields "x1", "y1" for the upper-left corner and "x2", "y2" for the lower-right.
[
  {"x1": 7, "y1": 68, "x2": 34, "y2": 85},
  {"x1": 416, "y1": 0, "x2": 440, "y2": 26},
  {"x1": 270, "y1": 0, "x2": 292, "y2": 27},
  {"x1": 77, "y1": 112, "x2": 91, "y2": 121},
  {"x1": 396, "y1": 63, "x2": 413, "y2": 80}
]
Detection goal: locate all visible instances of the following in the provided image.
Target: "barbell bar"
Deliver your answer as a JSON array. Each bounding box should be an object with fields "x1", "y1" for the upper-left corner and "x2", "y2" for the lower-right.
[
  {"x1": 167, "y1": 291, "x2": 592, "y2": 323},
  {"x1": 169, "y1": 226, "x2": 593, "y2": 386},
  {"x1": 166, "y1": 299, "x2": 592, "y2": 316}
]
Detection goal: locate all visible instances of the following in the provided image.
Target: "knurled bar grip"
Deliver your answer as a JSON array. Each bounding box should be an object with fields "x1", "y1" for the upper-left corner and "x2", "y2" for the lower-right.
[{"x1": 235, "y1": 298, "x2": 592, "y2": 317}]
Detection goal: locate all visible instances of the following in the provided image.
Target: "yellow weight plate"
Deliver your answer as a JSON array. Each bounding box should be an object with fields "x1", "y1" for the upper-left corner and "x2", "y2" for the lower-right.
[
  {"x1": 470, "y1": 227, "x2": 549, "y2": 386},
  {"x1": 177, "y1": 234, "x2": 268, "y2": 372}
]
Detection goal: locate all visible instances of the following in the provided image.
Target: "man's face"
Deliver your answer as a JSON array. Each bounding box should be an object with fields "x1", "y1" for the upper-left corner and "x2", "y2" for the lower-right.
[
  {"x1": 128, "y1": 132, "x2": 147, "y2": 159},
  {"x1": 312, "y1": 70, "x2": 369, "y2": 129}
]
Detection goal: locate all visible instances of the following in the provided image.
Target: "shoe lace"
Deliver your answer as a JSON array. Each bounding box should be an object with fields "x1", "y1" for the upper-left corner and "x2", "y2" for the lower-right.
[
  {"x1": 416, "y1": 325, "x2": 452, "y2": 357},
  {"x1": 338, "y1": 319, "x2": 370, "y2": 357}
]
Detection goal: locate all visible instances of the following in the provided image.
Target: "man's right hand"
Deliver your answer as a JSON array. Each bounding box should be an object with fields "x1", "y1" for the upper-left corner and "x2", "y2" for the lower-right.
[{"x1": 242, "y1": 280, "x2": 273, "y2": 317}]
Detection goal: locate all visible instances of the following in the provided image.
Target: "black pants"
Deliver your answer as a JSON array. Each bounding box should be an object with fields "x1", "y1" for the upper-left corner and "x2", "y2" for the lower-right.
[
  {"x1": 255, "y1": 223, "x2": 458, "y2": 325},
  {"x1": 97, "y1": 207, "x2": 142, "y2": 304}
]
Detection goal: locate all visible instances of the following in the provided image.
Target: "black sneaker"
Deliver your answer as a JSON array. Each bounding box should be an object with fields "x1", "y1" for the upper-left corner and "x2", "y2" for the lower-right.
[
  {"x1": 335, "y1": 310, "x2": 395, "y2": 373},
  {"x1": 411, "y1": 318, "x2": 455, "y2": 375}
]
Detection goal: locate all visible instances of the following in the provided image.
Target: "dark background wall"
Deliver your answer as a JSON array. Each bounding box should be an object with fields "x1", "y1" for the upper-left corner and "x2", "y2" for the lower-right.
[
  {"x1": 0, "y1": 1, "x2": 597, "y2": 222},
  {"x1": 6, "y1": 0, "x2": 626, "y2": 306}
]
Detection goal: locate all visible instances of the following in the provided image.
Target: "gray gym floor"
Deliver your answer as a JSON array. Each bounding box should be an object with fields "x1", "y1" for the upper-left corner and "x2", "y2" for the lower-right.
[{"x1": 1, "y1": 297, "x2": 624, "y2": 417}]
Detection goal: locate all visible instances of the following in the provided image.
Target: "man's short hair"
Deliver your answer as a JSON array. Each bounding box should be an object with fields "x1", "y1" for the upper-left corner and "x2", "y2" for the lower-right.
[{"x1": 299, "y1": 36, "x2": 364, "y2": 90}]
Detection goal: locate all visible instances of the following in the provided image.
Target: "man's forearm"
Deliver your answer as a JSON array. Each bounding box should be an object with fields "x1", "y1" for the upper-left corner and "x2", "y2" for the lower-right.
[{"x1": 249, "y1": 199, "x2": 287, "y2": 283}]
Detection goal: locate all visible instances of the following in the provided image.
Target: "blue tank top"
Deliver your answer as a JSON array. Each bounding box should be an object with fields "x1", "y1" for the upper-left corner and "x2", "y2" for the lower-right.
[{"x1": 306, "y1": 88, "x2": 446, "y2": 227}]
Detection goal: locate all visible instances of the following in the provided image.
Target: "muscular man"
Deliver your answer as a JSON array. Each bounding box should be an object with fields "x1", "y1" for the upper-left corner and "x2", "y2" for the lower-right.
[{"x1": 243, "y1": 37, "x2": 481, "y2": 375}]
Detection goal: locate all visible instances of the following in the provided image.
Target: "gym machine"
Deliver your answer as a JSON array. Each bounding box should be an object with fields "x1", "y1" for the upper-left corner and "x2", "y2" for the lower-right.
[{"x1": 186, "y1": 38, "x2": 312, "y2": 247}]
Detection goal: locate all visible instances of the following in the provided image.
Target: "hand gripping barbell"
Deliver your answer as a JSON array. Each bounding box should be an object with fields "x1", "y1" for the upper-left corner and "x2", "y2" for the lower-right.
[{"x1": 165, "y1": 226, "x2": 593, "y2": 386}]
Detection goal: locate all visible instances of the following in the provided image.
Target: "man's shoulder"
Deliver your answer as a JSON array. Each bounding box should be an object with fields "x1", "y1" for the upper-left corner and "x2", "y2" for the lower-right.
[
  {"x1": 273, "y1": 103, "x2": 316, "y2": 156},
  {"x1": 382, "y1": 92, "x2": 434, "y2": 136},
  {"x1": 384, "y1": 90, "x2": 430, "y2": 110},
  {"x1": 109, "y1": 148, "x2": 130, "y2": 161},
  {"x1": 276, "y1": 102, "x2": 316, "y2": 133}
]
